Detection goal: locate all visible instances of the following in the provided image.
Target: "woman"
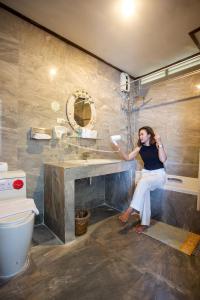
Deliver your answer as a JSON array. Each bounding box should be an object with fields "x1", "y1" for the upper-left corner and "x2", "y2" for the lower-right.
[{"x1": 112, "y1": 126, "x2": 167, "y2": 233}]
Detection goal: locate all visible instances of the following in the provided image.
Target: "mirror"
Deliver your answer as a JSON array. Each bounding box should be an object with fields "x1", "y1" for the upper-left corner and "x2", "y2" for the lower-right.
[
  {"x1": 66, "y1": 89, "x2": 96, "y2": 132},
  {"x1": 74, "y1": 97, "x2": 91, "y2": 127}
]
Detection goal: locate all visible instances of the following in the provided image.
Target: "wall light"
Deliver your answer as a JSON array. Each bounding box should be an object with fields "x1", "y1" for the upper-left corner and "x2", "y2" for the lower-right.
[
  {"x1": 121, "y1": 0, "x2": 135, "y2": 18},
  {"x1": 196, "y1": 84, "x2": 200, "y2": 90},
  {"x1": 49, "y1": 67, "x2": 57, "y2": 79}
]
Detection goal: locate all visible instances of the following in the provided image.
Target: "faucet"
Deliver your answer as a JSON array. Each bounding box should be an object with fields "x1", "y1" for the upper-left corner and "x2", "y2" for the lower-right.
[{"x1": 82, "y1": 152, "x2": 90, "y2": 160}]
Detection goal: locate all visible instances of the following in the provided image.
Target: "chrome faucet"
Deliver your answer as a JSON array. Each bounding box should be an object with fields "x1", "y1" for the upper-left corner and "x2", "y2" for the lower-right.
[{"x1": 82, "y1": 152, "x2": 90, "y2": 160}]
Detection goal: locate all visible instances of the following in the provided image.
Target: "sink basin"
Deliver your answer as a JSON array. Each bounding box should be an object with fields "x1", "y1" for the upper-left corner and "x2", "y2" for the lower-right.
[
  {"x1": 81, "y1": 159, "x2": 121, "y2": 165},
  {"x1": 63, "y1": 159, "x2": 121, "y2": 166}
]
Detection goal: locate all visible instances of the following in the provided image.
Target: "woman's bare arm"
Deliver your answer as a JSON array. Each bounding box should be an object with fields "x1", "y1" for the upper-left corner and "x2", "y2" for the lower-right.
[
  {"x1": 155, "y1": 133, "x2": 167, "y2": 163},
  {"x1": 112, "y1": 143, "x2": 141, "y2": 161},
  {"x1": 157, "y1": 145, "x2": 167, "y2": 163}
]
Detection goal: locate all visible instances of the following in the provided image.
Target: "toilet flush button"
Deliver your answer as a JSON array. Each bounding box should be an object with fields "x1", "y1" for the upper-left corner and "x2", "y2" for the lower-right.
[
  {"x1": 13, "y1": 179, "x2": 24, "y2": 189},
  {"x1": 0, "y1": 181, "x2": 6, "y2": 191},
  {"x1": 0, "y1": 179, "x2": 12, "y2": 191}
]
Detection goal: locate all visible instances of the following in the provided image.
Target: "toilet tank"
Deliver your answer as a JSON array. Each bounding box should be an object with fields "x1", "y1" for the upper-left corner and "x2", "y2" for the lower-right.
[{"x1": 0, "y1": 171, "x2": 26, "y2": 200}]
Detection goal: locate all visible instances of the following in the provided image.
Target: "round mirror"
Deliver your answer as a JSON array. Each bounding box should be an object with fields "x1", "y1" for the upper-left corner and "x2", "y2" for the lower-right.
[{"x1": 66, "y1": 89, "x2": 96, "y2": 132}]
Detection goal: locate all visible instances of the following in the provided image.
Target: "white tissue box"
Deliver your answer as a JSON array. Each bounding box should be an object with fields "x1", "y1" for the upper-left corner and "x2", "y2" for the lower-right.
[
  {"x1": 32, "y1": 133, "x2": 52, "y2": 140},
  {"x1": 31, "y1": 127, "x2": 52, "y2": 140}
]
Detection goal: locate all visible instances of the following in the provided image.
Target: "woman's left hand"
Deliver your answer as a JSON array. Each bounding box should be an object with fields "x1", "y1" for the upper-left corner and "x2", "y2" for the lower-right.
[{"x1": 154, "y1": 133, "x2": 162, "y2": 144}]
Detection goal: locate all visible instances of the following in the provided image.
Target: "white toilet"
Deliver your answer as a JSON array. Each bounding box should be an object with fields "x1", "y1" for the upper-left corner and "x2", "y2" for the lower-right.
[{"x1": 0, "y1": 170, "x2": 38, "y2": 279}]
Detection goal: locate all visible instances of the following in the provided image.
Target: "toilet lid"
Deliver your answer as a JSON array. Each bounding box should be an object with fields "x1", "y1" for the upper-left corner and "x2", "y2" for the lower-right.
[{"x1": 0, "y1": 211, "x2": 33, "y2": 225}]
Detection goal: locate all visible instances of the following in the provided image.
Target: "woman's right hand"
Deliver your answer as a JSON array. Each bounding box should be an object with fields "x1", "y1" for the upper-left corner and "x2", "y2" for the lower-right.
[{"x1": 111, "y1": 141, "x2": 120, "y2": 151}]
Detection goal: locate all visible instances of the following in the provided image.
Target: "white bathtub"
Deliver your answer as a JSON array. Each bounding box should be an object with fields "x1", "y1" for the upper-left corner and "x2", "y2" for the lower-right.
[{"x1": 135, "y1": 171, "x2": 200, "y2": 210}]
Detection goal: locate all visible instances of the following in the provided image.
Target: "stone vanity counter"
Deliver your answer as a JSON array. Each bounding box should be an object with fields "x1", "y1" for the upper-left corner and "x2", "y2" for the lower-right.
[{"x1": 44, "y1": 159, "x2": 135, "y2": 243}]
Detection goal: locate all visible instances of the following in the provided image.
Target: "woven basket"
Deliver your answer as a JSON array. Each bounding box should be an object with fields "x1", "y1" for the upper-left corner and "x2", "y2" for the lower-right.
[{"x1": 75, "y1": 209, "x2": 90, "y2": 236}]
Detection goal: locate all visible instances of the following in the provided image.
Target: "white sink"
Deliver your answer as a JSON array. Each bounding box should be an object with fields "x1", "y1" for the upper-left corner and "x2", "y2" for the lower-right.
[{"x1": 82, "y1": 159, "x2": 121, "y2": 165}]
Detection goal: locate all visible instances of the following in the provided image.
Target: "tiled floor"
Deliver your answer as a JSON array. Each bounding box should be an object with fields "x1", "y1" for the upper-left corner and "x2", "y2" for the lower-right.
[
  {"x1": 32, "y1": 224, "x2": 63, "y2": 246},
  {"x1": 32, "y1": 204, "x2": 119, "y2": 246},
  {"x1": 1, "y1": 215, "x2": 200, "y2": 300},
  {"x1": 88, "y1": 204, "x2": 119, "y2": 225}
]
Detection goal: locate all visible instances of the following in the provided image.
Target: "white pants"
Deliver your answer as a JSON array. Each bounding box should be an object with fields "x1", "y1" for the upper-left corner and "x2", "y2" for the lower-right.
[{"x1": 130, "y1": 168, "x2": 167, "y2": 226}]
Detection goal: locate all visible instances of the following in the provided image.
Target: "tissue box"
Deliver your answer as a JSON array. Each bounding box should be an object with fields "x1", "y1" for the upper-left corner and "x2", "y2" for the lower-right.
[{"x1": 31, "y1": 127, "x2": 52, "y2": 140}]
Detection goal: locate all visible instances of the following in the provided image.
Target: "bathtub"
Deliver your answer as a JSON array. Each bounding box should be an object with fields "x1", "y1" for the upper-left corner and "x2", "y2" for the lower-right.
[{"x1": 135, "y1": 171, "x2": 200, "y2": 210}]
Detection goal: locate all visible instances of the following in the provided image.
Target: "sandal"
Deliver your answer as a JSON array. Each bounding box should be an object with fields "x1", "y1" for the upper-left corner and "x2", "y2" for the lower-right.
[
  {"x1": 118, "y1": 208, "x2": 139, "y2": 224},
  {"x1": 118, "y1": 212, "x2": 129, "y2": 224},
  {"x1": 135, "y1": 224, "x2": 148, "y2": 234}
]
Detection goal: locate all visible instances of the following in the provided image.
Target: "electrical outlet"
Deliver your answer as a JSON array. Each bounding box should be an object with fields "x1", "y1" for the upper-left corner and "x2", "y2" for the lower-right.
[
  {"x1": 57, "y1": 118, "x2": 66, "y2": 125},
  {"x1": 54, "y1": 126, "x2": 68, "y2": 139}
]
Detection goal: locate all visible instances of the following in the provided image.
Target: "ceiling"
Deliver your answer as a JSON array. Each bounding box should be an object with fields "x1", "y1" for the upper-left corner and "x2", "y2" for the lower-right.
[{"x1": 1, "y1": 0, "x2": 200, "y2": 77}]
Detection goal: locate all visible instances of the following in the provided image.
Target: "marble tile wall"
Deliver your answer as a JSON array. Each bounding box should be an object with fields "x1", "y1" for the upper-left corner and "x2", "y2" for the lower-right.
[
  {"x1": 132, "y1": 73, "x2": 200, "y2": 177},
  {"x1": 75, "y1": 171, "x2": 135, "y2": 213},
  {"x1": 0, "y1": 9, "x2": 130, "y2": 223},
  {"x1": 105, "y1": 171, "x2": 134, "y2": 211},
  {"x1": 75, "y1": 176, "x2": 105, "y2": 210}
]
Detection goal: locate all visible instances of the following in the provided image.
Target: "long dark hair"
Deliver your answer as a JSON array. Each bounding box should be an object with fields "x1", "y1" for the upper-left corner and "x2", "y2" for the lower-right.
[{"x1": 137, "y1": 126, "x2": 156, "y2": 146}]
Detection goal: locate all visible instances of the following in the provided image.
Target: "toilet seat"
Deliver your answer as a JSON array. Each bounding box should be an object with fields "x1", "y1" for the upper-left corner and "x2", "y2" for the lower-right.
[
  {"x1": 0, "y1": 197, "x2": 38, "y2": 228},
  {"x1": 0, "y1": 211, "x2": 33, "y2": 227}
]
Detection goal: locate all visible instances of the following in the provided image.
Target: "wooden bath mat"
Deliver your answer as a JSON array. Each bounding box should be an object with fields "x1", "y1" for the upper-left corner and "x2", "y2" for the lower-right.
[{"x1": 143, "y1": 221, "x2": 200, "y2": 256}]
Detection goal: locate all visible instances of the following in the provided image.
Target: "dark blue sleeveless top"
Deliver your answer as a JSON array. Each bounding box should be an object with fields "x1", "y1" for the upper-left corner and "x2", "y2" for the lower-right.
[{"x1": 139, "y1": 143, "x2": 164, "y2": 170}]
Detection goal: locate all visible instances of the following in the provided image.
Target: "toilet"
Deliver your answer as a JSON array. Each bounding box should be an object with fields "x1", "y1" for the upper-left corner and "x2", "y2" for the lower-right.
[{"x1": 0, "y1": 170, "x2": 38, "y2": 279}]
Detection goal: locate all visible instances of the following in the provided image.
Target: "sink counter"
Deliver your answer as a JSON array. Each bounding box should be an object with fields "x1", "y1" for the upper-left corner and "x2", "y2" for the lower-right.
[
  {"x1": 44, "y1": 159, "x2": 135, "y2": 243},
  {"x1": 46, "y1": 159, "x2": 122, "y2": 166},
  {"x1": 45, "y1": 159, "x2": 135, "y2": 180}
]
